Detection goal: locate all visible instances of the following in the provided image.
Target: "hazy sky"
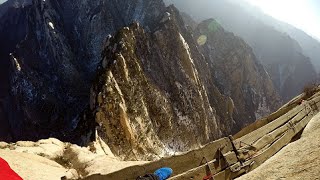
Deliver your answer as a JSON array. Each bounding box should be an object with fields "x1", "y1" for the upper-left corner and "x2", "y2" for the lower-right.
[
  {"x1": 0, "y1": 0, "x2": 5, "y2": 4},
  {"x1": 245, "y1": 0, "x2": 320, "y2": 40}
]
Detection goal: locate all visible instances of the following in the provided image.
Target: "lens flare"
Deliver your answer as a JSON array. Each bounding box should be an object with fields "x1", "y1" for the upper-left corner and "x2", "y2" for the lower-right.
[
  {"x1": 208, "y1": 20, "x2": 220, "y2": 32},
  {"x1": 197, "y1": 35, "x2": 207, "y2": 45}
]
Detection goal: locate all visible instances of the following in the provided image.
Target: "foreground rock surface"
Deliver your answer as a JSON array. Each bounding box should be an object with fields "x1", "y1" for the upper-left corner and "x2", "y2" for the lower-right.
[
  {"x1": 0, "y1": 149, "x2": 69, "y2": 180},
  {"x1": 0, "y1": 137, "x2": 147, "y2": 179},
  {"x1": 237, "y1": 112, "x2": 320, "y2": 180}
]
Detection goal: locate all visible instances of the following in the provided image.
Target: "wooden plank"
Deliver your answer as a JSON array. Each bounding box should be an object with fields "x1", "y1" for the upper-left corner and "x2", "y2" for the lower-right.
[
  {"x1": 238, "y1": 96, "x2": 320, "y2": 147},
  {"x1": 214, "y1": 114, "x2": 314, "y2": 180},
  {"x1": 168, "y1": 152, "x2": 238, "y2": 180},
  {"x1": 233, "y1": 95, "x2": 301, "y2": 139},
  {"x1": 251, "y1": 114, "x2": 313, "y2": 168},
  {"x1": 251, "y1": 106, "x2": 311, "y2": 151},
  {"x1": 84, "y1": 137, "x2": 233, "y2": 180},
  {"x1": 306, "y1": 88, "x2": 320, "y2": 101},
  {"x1": 308, "y1": 93, "x2": 320, "y2": 101},
  {"x1": 175, "y1": 97, "x2": 319, "y2": 179},
  {"x1": 213, "y1": 159, "x2": 262, "y2": 180},
  {"x1": 235, "y1": 105, "x2": 305, "y2": 147},
  {"x1": 250, "y1": 125, "x2": 288, "y2": 152},
  {"x1": 308, "y1": 95, "x2": 320, "y2": 105},
  {"x1": 213, "y1": 162, "x2": 248, "y2": 180},
  {"x1": 234, "y1": 92, "x2": 320, "y2": 140},
  {"x1": 312, "y1": 99, "x2": 320, "y2": 112},
  {"x1": 280, "y1": 93, "x2": 305, "y2": 109}
]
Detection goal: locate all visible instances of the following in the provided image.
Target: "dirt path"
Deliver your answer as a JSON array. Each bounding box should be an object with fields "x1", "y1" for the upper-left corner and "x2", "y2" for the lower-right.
[{"x1": 237, "y1": 112, "x2": 320, "y2": 180}]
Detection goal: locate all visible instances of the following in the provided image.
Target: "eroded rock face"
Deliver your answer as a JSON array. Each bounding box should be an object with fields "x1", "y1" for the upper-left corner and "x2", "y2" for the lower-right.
[
  {"x1": 0, "y1": 0, "x2": 30, "y2": 142},
  {"x1": 90, "y1": 7, "x2": 281, "y2": 160},
  {"x1": 92, "y1": 18, "x2": 219, "y2": 160},
  {"x1": 1, "y1": 0, "x2": 281, "y2": 160},
  {"x1": 0, "y1": 0, "x2": 31, "y2": 18},
  {"x1": 0, "y1": 0, "x2": 166, "y2": 143}
]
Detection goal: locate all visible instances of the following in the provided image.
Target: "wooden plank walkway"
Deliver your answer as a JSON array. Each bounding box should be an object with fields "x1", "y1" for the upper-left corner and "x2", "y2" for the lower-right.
[{"x1": 85, "y1": 137, "x2": 233, "y2": 180}]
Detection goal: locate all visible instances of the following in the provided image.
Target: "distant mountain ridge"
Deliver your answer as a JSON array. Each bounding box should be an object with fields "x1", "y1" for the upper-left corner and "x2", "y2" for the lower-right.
[
  {"x1": 238, "y1": 1, "x2": 320, "y2": 72},
  {"x1": 166, "y1": 0, "x2": 318, "y2": 101},
  {"x1": 164, "y1": 0, "x2": 320, "y2": 71}
]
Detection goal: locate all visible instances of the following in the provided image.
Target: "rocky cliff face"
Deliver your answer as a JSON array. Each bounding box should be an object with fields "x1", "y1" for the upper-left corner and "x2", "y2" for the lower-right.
[
  {"x1": 0, "y1": 0, "x2": 165, "y2": 143},
  {"x1": 0, "y1": 0, "x2": 29, "y2": 141},
  {"x1": 89, "y1": 6, "x2": 281, "y2": 160},
  {"x1": 91, "y1": 10, "x2": 222, "y2": 160},
  {"x1": 1, "y1": 0, "x2": 281, "y2": 160},
  {"x1": 0, "y1": 0, "x2": 31, "y2": 18}
]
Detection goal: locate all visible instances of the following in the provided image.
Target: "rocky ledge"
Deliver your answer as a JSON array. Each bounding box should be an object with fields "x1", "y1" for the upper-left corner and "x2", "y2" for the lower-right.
[{"x1": 0, "y1": 135, "x2": 147, "y2": 180}]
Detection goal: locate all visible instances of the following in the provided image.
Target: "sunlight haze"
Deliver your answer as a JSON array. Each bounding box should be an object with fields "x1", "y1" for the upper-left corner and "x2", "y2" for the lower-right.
[{"x1": 245, "y1": 0, "x2": 320, "y2": 40}]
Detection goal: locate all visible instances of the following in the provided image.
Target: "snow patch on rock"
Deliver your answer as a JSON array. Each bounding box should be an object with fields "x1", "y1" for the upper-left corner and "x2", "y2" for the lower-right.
[
  {"x1": 179, "y1": 33, "x2": 194, "y2": 64},
  {"x1": 255, "y1": 97, "x2": 271, "y2": 119},
  {"x1": 48, "y1": 22, "x2": 55, "y2": 30},
  {"x1": 12, "y1": 56, "x2": 21, "y2": 71}
]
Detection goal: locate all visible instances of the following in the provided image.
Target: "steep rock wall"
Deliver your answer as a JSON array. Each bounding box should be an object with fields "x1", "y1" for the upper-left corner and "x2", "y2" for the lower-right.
[
  {"x1": 91, "y1": 14, "x2": 223, "y2": 160},
  {"x1": 90, "y1": 7, "x2": 281, "y2": 160},
  {"x1": 0, "y1": 0, "x2": 281, "y2": 160},
  {"x1": 0, "y1": 0, "x2": 166, "y2": 142}
]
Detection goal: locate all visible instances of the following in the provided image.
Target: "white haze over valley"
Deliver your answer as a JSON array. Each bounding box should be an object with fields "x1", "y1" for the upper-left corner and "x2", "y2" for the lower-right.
[
  {"x1": 164, "y1": 0, "x2": 320, "y2": 41},
  {"x1": 245, "y1": 0, "x2": 320, "y2": 41},
  {"x1": 164, "y1": 0, "x2": 320, "y2": 71}
]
